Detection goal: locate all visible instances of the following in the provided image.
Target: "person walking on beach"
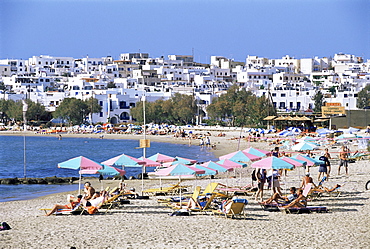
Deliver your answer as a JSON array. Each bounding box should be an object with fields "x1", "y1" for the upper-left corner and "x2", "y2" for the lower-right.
[
  {"x1": 318, "y1": 149, "x2": 331, "y2": 181},
  {"x1": 338, "y1": 146, "x2": 349, "y2": 175},
  {"x1": 255, "y1": 168, "x2": 266, "y2": 201}
]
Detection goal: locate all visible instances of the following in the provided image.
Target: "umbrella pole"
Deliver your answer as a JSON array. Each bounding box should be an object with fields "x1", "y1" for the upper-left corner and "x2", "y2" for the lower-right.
[
  {"x1": 78, "y1": 172, "x2": 82, "y2": 195},
  {"x1": 179, "y1": 176, "x2": 182, "y2": 208}
]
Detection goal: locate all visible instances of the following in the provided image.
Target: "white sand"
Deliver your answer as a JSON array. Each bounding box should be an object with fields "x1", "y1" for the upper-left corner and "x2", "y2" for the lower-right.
[{"x1": 1, "y1": 130, "x2": 370, "y2": 248}]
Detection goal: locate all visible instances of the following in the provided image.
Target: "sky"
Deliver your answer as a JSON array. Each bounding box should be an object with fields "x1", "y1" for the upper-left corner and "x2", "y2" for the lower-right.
[{"x1": 0, "y1": 0, "x2": 369, "y2": 63}]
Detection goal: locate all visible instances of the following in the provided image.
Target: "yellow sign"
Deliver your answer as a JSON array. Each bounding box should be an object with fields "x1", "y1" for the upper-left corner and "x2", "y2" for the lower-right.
[
  {"x1": 325, "y1": 102, "x2": 341, "y2": 107},
  {"x1": 322, "y1": 106, "x2": 346, "y2": 115},
  {"x1": 139, "y1": 139, "x2": 150, "y2": 148}
]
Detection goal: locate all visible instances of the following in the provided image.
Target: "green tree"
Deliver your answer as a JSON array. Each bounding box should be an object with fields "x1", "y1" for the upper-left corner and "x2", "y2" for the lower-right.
[
  {"x1": 206, "y1": 84, "x2": 275, "y2": 127},
  {"x1": 357, "y1": 84, "x2": 370, "y2": 108},
  {"x1": 54, "y1": 97, "x2": 101, "y2": 125},
  {"x1": 313, "y1": 90, "x2": 325, "y2": 113},
  {"x1": 130, "y1": 93, "x2": 197, "y2": 125}
]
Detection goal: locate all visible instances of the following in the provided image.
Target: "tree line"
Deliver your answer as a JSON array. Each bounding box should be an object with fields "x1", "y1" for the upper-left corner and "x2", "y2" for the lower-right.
[
  {"x1": 0, "y1": 98, "x2": 101, "y2": 126},
  {"x1": 130, "y1": 85, "x2": 276, "y2": 126}
]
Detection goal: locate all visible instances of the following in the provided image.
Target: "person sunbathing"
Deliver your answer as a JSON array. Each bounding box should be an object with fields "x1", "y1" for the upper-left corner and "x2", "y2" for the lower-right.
[
  {"x1": 261, "y1": 187, "x2": 298, "y2": 205},
  {"x1": 309, "y1": 184, "x2": 341, "y2": 194},
  {"x1": 46, "y1": 195, "x2": 82, "y2": 216},
  {"x1": 282, "y1": 189, "x2": 307, "y2": 208}
]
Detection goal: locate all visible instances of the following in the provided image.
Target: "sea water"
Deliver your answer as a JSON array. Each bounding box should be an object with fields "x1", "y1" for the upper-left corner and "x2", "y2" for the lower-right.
[{"x1": 0, "y1": 135, "x2": 217, "y2": 201}]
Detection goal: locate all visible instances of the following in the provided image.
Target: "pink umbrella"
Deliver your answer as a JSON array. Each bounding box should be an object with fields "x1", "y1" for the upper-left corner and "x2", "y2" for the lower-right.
[
  {"x1": 101, "y1": 154, "x2": 146, "y2": 168},
  {"x1": 175, "y1": 156, "x2": 197, "y2": 164},
  {"x1": 155, "y1": 163, "x2": 205, "y2": 207},
  {"x1": 58, "y1": 156, "x2": 104, "y2": 194},
  {"x1": 293, "y1": 155, "x2": 315, "y2": 166},
  {"x1": 147, "y1": 153, "x2": 176, "y2": 163},
  {"x1": 138, "y1": 157, "x2": 161, "y2": 167},
  {"x1": 217, "y1": 159, "x2": 247, "y2": 168},
  {"x1": 251, "y1": 156, "x2": 294, "y2": 170},
  {"x1": 243, "y1": 147, "x2": 272, "y2": 157},
  {"x1": 201, "y1": 161, "x2": 234, "y2": 172},
  {"x1": 280, "y1": 156, "x2": 306, "y2": 167},
  {"x1": 219, "y1": 150, "x2": 261, "y2": 162}
]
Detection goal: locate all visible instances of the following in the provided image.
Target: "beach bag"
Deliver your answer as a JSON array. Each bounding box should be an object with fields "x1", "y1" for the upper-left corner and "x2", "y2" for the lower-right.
[
  {"x1": 0, "y1": 222, "x2": 11, "y2": 230},
  {"x1": 87, "y1": 206, "x2": 98, "y2": 214}
]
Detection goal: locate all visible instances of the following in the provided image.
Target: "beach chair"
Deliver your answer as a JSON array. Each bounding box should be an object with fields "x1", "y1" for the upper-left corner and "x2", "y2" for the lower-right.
[
  {"x1": 213, "y1": 198, "x2": 248, "y2": 219},
  {"x1": 142, "y1": 181, "x2": 185, "y2": 196},
  {"x1": 280, "y1": 184, "x2": 328, "y2": 214},
  {"x1": 159, "y1": 186, "x2": 201, "y2": 205},
  {"x1": 40, "y1": 202, "x2": 86, "y2": 215},
  {"x1": 189, "y1": 193, "x2": 217, "y2": 214}
]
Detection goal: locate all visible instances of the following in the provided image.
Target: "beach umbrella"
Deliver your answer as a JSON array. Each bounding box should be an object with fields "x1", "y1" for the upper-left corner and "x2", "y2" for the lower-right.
[
  {"x1": 155, "y1": 163, "x2": 205, "y2": 207},
  {"x1": 175, "y1": 156, "x2": 197, "y2": 164},
  {"x1": 291, "y1": 141, "x2": 318, "y2": 151},
  {"x1": 58, "y1": 156, "x2": 104, "y2": 194},
  {"x1": 147, "y1": 153, "x2": 176, "y2": 163},
  {"x1": 101, "y1": 154, "x2": 146, "y2": 168},
  {"x1": 242, "y1": 147, "x2": 270, "y2": 157},
  {"x1": 81, "y1": 165, "x2": 125, "y2": 190},
  {"x1": 316, "y1": 128, "x2": 332, "y2": 135},
  {"x1": 335, "y1": 134, "x2": 358, "y2": 140},
  {"x1": 251, "y1": 156, "x2": 294, "y2": 170},
  {"x1": 138, "y1": 157, "x2": 161, "y2": 167},
  {"x1": 217, "y1": 159, "x2": 247, "y2": 168},
  {"x1": 292, "y1": 155, "x2": 324, "y2": 166},
  {"x1": 252, "y1": 156, "x2": 294, "y2": 195},
  {"x1": 97, "y1": 165, "x2": 126, "y2": 176},
  {"x1": 219, "y1": 150, "x2": 261, "y2": 163},
  {"x1": 193, "y1": 164, "x2": 217, "y2": 176},
  {"x1": 281, "y1": 157, "x2": 307, "y2": 167},
  {"x1": 201, "y1": 161, "x2": 234, "y2": 172}
]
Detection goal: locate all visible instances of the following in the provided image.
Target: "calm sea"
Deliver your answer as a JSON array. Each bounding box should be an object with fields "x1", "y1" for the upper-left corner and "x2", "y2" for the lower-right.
[{"x1": 0, "y1": 135, "x2": 217, "y2": 201}]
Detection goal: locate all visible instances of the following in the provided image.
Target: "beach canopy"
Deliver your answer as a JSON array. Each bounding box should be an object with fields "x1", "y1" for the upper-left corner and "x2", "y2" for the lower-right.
[
  {"x1": 201, "y1": 161, "x2": 234, "y2": 172},
  {"x1": 58, "y1": 156, "x2": 103, "y2": 171},
  {"x1": 101, "y1": 154, "x2": 146, "y2": 167},
  {"x1": 280, "y1": 156, "x2": 307, "y2": 167},
  {"x1": 217, "y1": 159, "x2": 247, "y2": 168},
  {"x1": 193, "y1": 164, "x2": 217, "y2": 176},
  {"x1": 175, "y1": 156, "x2": 197, "y2": 164},
  {"x1": 154, "y1": 163, "x2": 205, "y2": 176},
  {"x1": 138, "y1": 157, "x2": 161, "y2": 167},
  {"x1": 147, "y1": 153, "x2": 176, "y2": 163},
  {"x1": 219, "y1": 150, "x2": 261, "y2": 162},
  {"x1": 251, "y1": 156, "x2": 294, "y2": 170},
  {"x1": 291, "y1": 141, "x2": 318, "y2": 151},
  {"x1": 242, "y1": 147, "x2": 269, "y2": 157},
  {"x1": 292, "y1": 154, "x2": 324, "y2": 166},
  {"x1": 316, "y1": 128, "x2": 333, "y2": 135},
  {"x1": 93, "y1": 165, "x2": 126, "y2": 176},
  {"x1": 335, "y1": 134, "x2": 359, "y2": 140}
]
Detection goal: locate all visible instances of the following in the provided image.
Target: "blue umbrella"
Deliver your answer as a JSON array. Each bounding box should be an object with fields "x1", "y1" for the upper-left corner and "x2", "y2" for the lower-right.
[{"x1": 193, "y1": 164, "x2": 217, "y2": 176}]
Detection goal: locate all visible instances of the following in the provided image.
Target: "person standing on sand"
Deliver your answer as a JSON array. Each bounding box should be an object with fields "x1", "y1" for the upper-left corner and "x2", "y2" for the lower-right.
[
  {"x1": 338, "y1": 146, "x2": 349, "y2": 175},
  {"x1": 255, "y1": 168, "x2": 266, "y2": 201}
]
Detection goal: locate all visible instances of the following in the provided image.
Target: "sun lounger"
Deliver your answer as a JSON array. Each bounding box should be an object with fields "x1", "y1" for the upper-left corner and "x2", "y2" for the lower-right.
[
  {"x1": 40, "y1": 203, "x2": 86, "y2": 215},
  {"x1": 280, "y1": 206, "x2": 328, "y2": 214},
  {"x1": 213, "y1": 198, "x2": 248, "y2": 219},
  {"x1": 143, "y1": 181, "x2": 187, "y2": 196}
]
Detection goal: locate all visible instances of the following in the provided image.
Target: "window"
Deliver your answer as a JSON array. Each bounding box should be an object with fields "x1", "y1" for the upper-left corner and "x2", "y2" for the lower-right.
[
  {"x1": 281, "y1": 93, "x2": 286, "y2": 97},
  {"x1": 100, "y1": 112, "x2": 103, "y2": 117},
  {"x1": 272, "y1": 93, "x2": 276, "y2": 97}
]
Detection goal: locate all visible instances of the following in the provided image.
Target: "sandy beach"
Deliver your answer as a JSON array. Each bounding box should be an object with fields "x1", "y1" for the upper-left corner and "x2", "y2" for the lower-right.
[{"x1": 1, "y1": 130, "x2": 370, "y2": 248}]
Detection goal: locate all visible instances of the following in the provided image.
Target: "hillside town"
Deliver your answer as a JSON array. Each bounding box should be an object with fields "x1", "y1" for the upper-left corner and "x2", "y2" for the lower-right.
[{"x1": 0, "y1": 52, "x2": 369, "y2": 126}]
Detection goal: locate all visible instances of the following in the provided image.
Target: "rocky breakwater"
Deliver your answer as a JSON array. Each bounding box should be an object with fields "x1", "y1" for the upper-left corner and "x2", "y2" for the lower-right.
[{"x1": 0, "y1": 176, "x2": 79, "y2": 185}]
